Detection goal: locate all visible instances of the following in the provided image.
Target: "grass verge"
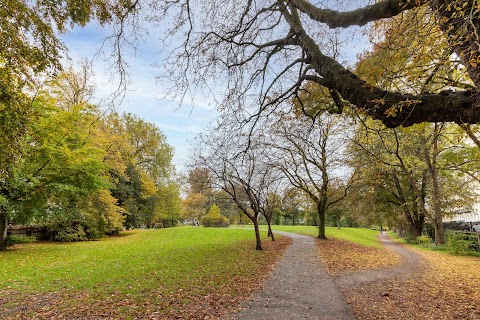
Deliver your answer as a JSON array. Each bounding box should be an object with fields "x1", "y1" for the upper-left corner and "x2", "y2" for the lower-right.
[
  {"x1": 271, "y1": 225, "x2": 382, "y2": 247},
  {"x1": 0, "y1": 227, "x2": 290, "y2": 319}
]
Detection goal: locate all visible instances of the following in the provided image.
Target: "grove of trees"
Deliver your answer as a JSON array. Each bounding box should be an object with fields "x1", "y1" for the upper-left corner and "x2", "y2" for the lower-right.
[
  {"x1": 0, "y1": 67, "x2": 181, "y2": 250},
  {"x1": 3, "y1": 1, "x2": 480, "y2": 251}
]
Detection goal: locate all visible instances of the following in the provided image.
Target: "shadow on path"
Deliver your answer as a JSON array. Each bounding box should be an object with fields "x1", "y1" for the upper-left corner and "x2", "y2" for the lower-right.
[
  {"x1": 228, "y1": 231, "x2": 354, "y2": 320},
  {"x1": 335, "y1": 233, "x2": 425, "y2": 288}
]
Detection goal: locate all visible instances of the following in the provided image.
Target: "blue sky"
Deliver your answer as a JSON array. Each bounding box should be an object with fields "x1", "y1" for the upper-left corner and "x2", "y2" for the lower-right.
[
  {"x1": 60, "y1": 4, "x2": 371, "y2": 174},
  {"x1": 61, "y1": 23, "x2": 218, "y2": 174}
]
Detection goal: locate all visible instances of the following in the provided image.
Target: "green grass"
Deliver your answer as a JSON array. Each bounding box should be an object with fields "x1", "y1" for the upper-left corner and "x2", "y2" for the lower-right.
[
  {"x1": 0, "y1": 227, "x2": 268, "y2": 294},
  {"x1": 388, "y1": 231, "x2": 480, "y2": 257},
  {"x1": 271, "y1": 225, "x2": 382, "y2": 248}
]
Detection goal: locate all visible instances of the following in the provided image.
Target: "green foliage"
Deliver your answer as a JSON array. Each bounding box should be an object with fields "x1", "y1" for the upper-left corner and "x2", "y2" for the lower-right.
[
  {"x1": 0, "y1": 69, "x2": 178, "y2": 246},
  {"x1": 5, "y1": 235, "x2": 36, "y2": 247},
  {"x1": 201, "y1": 204, "x2": 229, "y2": 227},
  {"x1": 0, "y1": 0, "x2": 127, "y2": 83},
  {"x1": 405, "y1": 235, "x2": 432, "y2": 245},
  {"x1": 107, "y1": 113, "x2": 177, "y2": 230},
  {"x1": 445, "y1": 230, "x2": 480, "y2": 255}
]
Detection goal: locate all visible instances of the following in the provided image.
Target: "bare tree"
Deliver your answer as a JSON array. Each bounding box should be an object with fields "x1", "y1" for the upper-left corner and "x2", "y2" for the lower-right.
[
  {"x1": 192, "y1": 121, "x2": 279, "y2": 249},
  {"x1": 131, "y1": 0, "x2": 480, "y2": 128},
  {"x1": 267, "y1": 112, "x2": 349, "y2": 239}
]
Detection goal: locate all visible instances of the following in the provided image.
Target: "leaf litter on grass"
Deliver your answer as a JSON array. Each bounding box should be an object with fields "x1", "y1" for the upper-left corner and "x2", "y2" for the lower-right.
[
  {"x1": 316, "y1": 237, "x2": 401, "y2": 276},
  {"x1": 0, "y1": 236, "x2": 291, "y2": 320},
  {"x1": 318, "y1": 238, "x2": 480, "y2": 320}
]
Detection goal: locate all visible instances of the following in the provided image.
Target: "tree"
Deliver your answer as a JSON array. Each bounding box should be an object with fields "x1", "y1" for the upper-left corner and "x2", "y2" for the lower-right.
[
  {"x1": 0, "y1": 88, "x2": 120, "y2": 247},
  {"x1": 182, "y1": 192, "x2": 209, "y2": 222},
  {"x1": 155, "y1": 182, "x2": 183, "y2": 227},
  {"x1": 348, "y1": 119, "x2": 477, "y2": 244},
  {"x1": 181, "y1": 167, "x2": 216, "y2": 222},
  {"x1": 153, "y1": 0, "x2": 480, "y2": 128},
  {"x1": 200, "y1": 204, "x2": 229, "y2": 227},
  {"x1": 268, "y1": 112, "x2": 349, "y2": 239},
  {"x1": 279, "y1": 188, "x2": 304, "y2": 226},
  {"x1": 106, "y1": 112, "x2": 178, "y2": 229},
  {"x1": 4, "y1": 1, "x2": 480, "y2": 128},
  {"x1": 193, "y1": 121, "x2": 278, "y2": 249}
]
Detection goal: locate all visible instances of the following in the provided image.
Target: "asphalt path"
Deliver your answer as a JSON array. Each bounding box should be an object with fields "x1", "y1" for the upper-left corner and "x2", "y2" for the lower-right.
[{"x1": 228, "y1": 231, "x2": 354, "y2": 320}]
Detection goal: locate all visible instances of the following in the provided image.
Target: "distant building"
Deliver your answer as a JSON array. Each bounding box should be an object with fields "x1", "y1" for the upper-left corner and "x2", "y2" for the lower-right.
[{"x1": 445, "y1": 202, "x2": 480, "y2": 222}]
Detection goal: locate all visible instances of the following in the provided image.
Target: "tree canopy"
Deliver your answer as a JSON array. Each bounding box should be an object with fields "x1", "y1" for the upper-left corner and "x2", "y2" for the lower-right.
[{"x1": 3, "y1": 1, "x2": 480, "y2": 127}]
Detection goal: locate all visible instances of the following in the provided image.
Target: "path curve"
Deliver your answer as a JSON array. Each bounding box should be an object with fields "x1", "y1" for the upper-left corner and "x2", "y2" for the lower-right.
[
  {"x1": 335, "y1": 233, "x2": 425, "y2": 288},
  {"x1": 228, "y1": 231, "x2": 354, "y2": 320}
]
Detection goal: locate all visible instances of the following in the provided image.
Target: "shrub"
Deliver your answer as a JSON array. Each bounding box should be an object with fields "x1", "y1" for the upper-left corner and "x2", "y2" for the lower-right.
[
  {"x1": 405, "y1": 235, "x2": 432, "y2": 244},
  {"x1": 43, "y1": 218, "x2": 102, "y2": 242},
  {"x1": 201, "y1": 204, "x2": 230, "y2": 227},
  {"x1": 446, "y1": 230, "x2": 480, "y2": 255},
  {"x1": 5, "y1": 235, "x2": 37, "y2": 247}
]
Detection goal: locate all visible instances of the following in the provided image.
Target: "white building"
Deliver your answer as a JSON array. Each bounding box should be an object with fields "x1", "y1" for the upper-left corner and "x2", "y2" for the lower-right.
[{"x1": 446, "y1": 202, "x2": 480, "y2": 222}]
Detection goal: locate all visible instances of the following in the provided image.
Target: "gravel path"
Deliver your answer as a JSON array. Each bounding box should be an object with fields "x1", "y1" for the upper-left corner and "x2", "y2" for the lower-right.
[
  {"x1": 335, "y1": 233, "x2": 425, "y2": 288},
  {"x1": 228, "y1": 232, "x2": 354, "y2": 320}
]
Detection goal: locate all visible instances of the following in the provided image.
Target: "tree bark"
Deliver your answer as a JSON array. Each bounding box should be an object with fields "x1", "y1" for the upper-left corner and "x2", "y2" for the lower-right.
[
  {"x1": 422, "y1": 124, "x2": 445, "y2": 245},
  {"x1": 0, "y1": 209, "x2": 8, "y2": 251},
  {"x1": 266, "y1": 218, "x2": 275, "y2": 241},
  {"x1": 290, "y1": 0, "x2": 426, "y2": 28},
  {"x1": 280, "y1": 2, "x2": 478, "y2": 127},
  {"x1": 252, "y1": 218, "x2": 263, "y2": 250},
  {"x1": 317, "y1": 204, "x2": 326, "y2": 240}
]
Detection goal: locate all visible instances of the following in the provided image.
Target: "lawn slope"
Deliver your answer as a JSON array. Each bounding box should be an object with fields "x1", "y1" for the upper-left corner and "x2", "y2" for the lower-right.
[{"x1": 0, "y1": 227, "x2": 289, "y2": 319}]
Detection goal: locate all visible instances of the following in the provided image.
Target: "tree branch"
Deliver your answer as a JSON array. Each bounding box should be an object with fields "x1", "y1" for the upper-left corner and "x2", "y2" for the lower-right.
[{"x1": 288, "y1": 0, "x2": 427, "y2": 28}]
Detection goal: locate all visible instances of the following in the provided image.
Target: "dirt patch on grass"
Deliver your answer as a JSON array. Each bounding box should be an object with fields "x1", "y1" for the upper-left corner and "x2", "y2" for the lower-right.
[
  {"x1": 316, "y1": 238, "x2": 402, "y2": 276},
  {"x1": 0, "y1": 237, "x2": 291, "y2": 320}
]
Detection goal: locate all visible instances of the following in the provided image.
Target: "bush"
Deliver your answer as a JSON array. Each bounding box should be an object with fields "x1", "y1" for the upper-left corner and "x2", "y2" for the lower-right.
[
  {"x1": 446, "y1": 230, "x2": 480, "y2": 255},
  {"x1": 5, "y1": 235, "x2": 37, "y2": 247},
  {"x1": 201, "y1": 204, "x2": 230, "y2": 228},
  {"x1": 405, "y1": 235, "x2": 432, "y2": 244},
  {"x1": 43, "y1": 218, "x2": 102, "y2": 242}
]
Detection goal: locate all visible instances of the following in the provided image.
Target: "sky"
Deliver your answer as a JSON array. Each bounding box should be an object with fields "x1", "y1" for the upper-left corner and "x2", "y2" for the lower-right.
[
  {"x1": 59, "y1": 2, "x2": 372, "y2": 174},
  {"x1": 61, "y1": 23, "x2": 218, "y2": 174}
]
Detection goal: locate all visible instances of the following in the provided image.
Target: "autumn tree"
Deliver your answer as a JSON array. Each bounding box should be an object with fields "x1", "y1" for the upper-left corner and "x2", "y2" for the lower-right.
[
  {"x1": 348, "y1": 133, "x2": 427, "y2": 237},
  {"x1": 6, "y1": 1, "x2": 480, "y2": 130},
  {"x1": 349, "y1": 119, "x2": 477, "y2": 244},
  {"x1": 193, "y1": 119, "x2": 279, "y2": 249},
  {"x1": 267, "y1": 111, "x2": 349, "y2": 239},
  {"x1": 182, "y1": 167, "x2": 215, "y2": 222},
  {"x1": 200, "y1": 204, "x2": 229, "y2": 227},
  {"x1": 106, "y1": 112, "x2": 179, "y2": 228}
]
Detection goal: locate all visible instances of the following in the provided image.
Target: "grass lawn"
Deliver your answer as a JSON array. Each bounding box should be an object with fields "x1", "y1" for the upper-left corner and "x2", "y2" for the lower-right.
[
  {"x1": 271, "y1": 225, "x2": 382, "y2": 247},
  {"x1": 0, "y1": 227, "x2": 288, "y2": 319}
]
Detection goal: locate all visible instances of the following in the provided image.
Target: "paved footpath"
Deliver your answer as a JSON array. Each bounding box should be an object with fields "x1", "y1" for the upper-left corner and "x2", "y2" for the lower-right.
[
  {"x1": 335, "y1": 233, "x2": 424, "y2": 288},
  {"x1": 228, "y1": 232, "x2": 354, "y2": 320}
]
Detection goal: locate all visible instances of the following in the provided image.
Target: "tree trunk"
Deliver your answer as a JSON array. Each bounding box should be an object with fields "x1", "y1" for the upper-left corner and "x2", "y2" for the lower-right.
[
  {"x1": 412, "y1": 210, "x2": 425, "y2": 238},
  {"x1": 404, "y1": 209, "x2": 425, "y2": 238},
  {"x1": 252, "y1": 219, "x2": 262, "y2": 250},
  {"x1": 433, "y1": 216, "x2": 445, "y2": 245},
  {"x1": 317, "y1": 204, "x2": 326, "y2": 240},
  {"x1": 425, "y1": 124, "x2": 445, "y2": 245},
  {"x1": 0, "y1": 209, "x2": 7, "y2": 251},
  {"x1": 266, "y1": 219, "x2": 275, "y2": 241}
]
